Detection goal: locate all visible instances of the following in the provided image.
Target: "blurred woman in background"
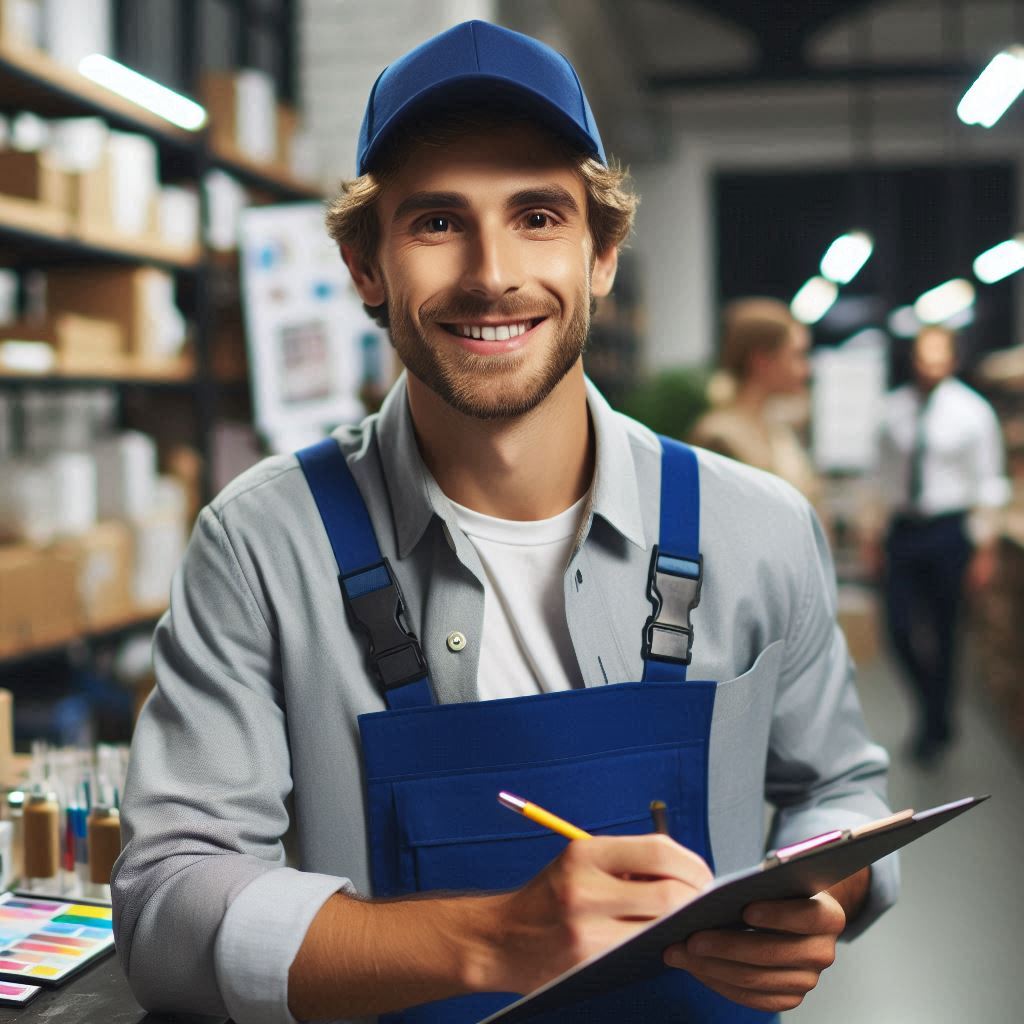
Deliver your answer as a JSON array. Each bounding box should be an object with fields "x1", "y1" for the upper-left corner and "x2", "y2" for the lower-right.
[{"x1": 690, "y1": 297, "x2": 820, "y2": 505}]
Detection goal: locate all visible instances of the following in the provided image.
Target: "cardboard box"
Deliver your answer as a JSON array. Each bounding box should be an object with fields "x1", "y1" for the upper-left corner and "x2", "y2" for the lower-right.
[
  {"x1": 46, "y1": 266, "x2": 173, "y2": 360},
  {"x1": 202, "y1": 70, "x2": 277, "y2": 163},
  {"x1": 53, "y1": 521, "x2": 135, "y2": 629},
  {"x1": 0, "y1": 689, "x2": 13, "y2": 791},
  {"x1": 0, "y1": 0, "x2": 42, "y2": 49},
  {"x1": 68, "y1": 145, "x2": 161, "y2": 242},
  {"x1": 0, "y1": 150, "x2": 70, "y2": 210},
  {"x1": 93, "y1": 431, "x2": 157, "y2": 522},
  {"x1": 131, "y1": 512, "x2": 184, "y2": 608},
  {"x1": 276, "y1": 103, "x2": 298, "y2": 173},
  {"x1": 836, "y1": 584, "x2": 880, "y2": 666},
  {"x1": 69, "y1": 152, "x2": 114, "y2": 235},
  {"x1": 0, "y1": 542, "x2": 81, "y2": 657},
  {"x1": 0, "y1": 312, "x2": 123, "y2": 370}
]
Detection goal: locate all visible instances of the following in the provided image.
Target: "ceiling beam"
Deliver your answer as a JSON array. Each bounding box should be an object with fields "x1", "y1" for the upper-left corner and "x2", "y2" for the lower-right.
[{"x1": 648, "y1": 61, "x2": 978, "y2": 91}]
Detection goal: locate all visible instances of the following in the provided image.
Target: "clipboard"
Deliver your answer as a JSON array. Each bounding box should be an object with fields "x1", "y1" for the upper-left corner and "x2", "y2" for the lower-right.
[{"x1": 478, "y1": 795, "x2": 988, "y2": 1023}]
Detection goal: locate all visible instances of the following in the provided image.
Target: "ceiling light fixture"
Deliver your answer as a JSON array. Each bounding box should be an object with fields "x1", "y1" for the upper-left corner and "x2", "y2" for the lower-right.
[
  {"x1": 790, "y1": 276, "x2": 839, "y2": 324},
  {"x1": 913, "y1": 278, "x2": 976, "y2": 324},
  {"x1": 78, "y1": 54, "x2": 208, "y2": 131},
  {"x1": 957, "y1": 45, "x2": 1024, "y2": 128},
  {"x1": 973, "y1": 235, "x2": 1024, "y2": 283},
  {"x1": 820, "y1": 231, "x2": 874, "y2": 284}
]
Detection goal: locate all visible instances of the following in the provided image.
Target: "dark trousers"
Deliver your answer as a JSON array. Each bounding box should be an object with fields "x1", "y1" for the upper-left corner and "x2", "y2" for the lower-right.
[{"x1": 883, "y1": 512, "x2": 972, "y2": 744}]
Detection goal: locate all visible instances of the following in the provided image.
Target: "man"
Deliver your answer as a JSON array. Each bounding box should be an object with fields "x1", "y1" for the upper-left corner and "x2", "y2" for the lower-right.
[
  {"x1": 113, "y1": 21, "x2": 896, "y2": 1024},
  {"x1": 868, "y1": 325, "x2": 1008, "y2": 765}
]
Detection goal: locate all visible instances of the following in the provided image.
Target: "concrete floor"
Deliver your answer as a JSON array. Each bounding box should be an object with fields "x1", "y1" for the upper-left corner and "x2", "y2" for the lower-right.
[{"x1": 788, "y1": 651, "x2": 1024, "y2": 1023}]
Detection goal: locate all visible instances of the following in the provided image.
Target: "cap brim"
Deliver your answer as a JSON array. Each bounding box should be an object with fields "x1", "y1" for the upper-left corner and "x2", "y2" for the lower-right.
[{"x1": 359, "y1": 75, "x2": 601, "y2": 174}]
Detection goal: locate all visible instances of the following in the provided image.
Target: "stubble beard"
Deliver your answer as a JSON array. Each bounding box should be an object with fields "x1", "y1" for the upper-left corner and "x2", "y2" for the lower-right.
[{"x1": 386, "y1": 286, "x2": 591, "y2": 421}]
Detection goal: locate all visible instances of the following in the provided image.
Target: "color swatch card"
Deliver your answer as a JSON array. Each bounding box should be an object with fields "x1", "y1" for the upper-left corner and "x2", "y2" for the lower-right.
[
  {"x1": 0, "y1": 893, "x2": 114, "y2": 986},
  {"x1": 0, "y1": 979, "x2": 41, "y2": 1006}
]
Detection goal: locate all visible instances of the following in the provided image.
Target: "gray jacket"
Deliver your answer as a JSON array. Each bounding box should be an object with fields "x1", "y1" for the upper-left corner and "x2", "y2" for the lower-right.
[{"x1": 112, "y1": 376, "x2": 897, "y2": 1024}]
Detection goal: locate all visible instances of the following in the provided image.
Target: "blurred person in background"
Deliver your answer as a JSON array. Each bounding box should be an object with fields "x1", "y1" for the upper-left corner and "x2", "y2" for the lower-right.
[
  {"x1": 863, "y1": 325, "x2": 1009, "y2": 766},
  {"x1": 691, "y1": 298, "x2": 821, "y2": 507}
]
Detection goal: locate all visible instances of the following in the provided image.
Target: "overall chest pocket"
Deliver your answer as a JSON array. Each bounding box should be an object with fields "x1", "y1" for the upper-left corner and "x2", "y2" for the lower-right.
[
  {"x1": 394, "y1": 742, "x2": 706, "y2": 895},
  {"x1": 706, "y1": 639, "x2": 785, "y2": 875},
  {"x1": 360, "y1": 680, "x2": 719, "y2": 898}
]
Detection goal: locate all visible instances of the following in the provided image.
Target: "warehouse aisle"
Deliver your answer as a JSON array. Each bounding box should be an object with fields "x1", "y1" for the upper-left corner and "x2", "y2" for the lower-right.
[{"x1": 789, "y1": 647, "x2": 1024, "y2": 1023}]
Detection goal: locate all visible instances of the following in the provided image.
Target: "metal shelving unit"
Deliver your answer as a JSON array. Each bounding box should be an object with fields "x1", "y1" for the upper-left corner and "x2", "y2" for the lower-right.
[{"x1": 0, "y1": 1, "x2": 314, "y2": 683}]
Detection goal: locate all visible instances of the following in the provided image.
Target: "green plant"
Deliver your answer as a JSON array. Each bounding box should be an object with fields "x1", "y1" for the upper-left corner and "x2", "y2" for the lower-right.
[{"x1": 618, "y1": 366, "x2": 712, "y2": 440}]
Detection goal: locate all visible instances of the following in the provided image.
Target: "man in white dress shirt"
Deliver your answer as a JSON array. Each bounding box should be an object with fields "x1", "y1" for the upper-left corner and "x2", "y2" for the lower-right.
[{"x1": 870, "y1": 325, "x2": 1009, "y2": 765}]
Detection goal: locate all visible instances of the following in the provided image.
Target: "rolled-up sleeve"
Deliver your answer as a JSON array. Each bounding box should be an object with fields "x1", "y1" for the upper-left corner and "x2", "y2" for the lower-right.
[
  {"x1": 765, "y1": 503, "x2": 899, "y2": 940},
  {"x1": 111, "y1": 506, "x2": 350, "y2": 1022}
]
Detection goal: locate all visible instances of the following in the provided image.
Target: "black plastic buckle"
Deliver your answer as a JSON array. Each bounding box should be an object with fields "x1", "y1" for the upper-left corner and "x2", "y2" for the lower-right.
[
  {"x1": 642, "y1": 545, "x2": 703, "y2": 665},
  {"x1": 339, "y1": 558, "x2": 427, "y2": 691}
]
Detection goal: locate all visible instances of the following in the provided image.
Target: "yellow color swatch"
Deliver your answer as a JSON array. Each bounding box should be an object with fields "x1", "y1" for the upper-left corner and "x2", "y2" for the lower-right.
[
  {"x1": 29, "y1": 965, "x2": 59, "y2": 977},
  {"x1": 66, "y1": 905, "x2": 112, "y2": 919}
]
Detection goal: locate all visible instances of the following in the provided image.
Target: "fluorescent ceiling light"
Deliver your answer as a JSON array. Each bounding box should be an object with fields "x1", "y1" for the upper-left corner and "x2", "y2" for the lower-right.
[
  {"x1": 957, "y1": 45, "x2": 1024, "y2": 128},
  {"x1": 974, "y1": 235, "x2": 1024, "y2": 284},
  {"x1": 913, "y1": 278, "x2": 976, "y2": 325},
  {"x1": 888, "y1": 305, "x2": 921, "y2": 338},
  {"x1": 78, "y1": 54, "x2": 208, "y2": 131},
  {"x1": 943, "y1": 304, "x2": 976, "y2": 330},
  {"x1": 820, "y1": 231, "x2": 874, "y2": 284},
  {"x1": 790, "y1": 276, "x2": 839, "y2": 324}
]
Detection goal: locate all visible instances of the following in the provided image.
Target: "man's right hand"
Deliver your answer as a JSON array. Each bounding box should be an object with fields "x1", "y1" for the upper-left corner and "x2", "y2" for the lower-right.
[
  {"x1": 474, "y1": 835, "x2": 714, "y2": 996},
  {"x1": 859, "y1": 535, "x2": 885, "y2": 582},
  {"x1": 289, "y1": 835, "x2": 712, "y2": 1020}
]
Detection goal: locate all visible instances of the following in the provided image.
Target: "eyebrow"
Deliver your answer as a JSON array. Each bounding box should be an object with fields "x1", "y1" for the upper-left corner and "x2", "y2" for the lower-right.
[
  {"x1": 391, "y1": 185, "x2": 581, "y2": 224},
  {"x1": 507, "y1": 186, "x2": 580, "y2": 215},
  {"x1": 392, "y1": 191, "x2": 470, "y2": 223}
]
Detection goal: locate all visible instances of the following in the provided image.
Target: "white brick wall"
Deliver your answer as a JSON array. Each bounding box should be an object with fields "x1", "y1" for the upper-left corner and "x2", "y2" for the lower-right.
[{"x1": 300, "y1": 0, "x2": 495, "y2": 189}]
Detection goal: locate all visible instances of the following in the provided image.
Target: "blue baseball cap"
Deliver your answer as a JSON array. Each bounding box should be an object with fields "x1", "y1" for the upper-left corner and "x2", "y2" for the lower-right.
[{"x1": 356, "y1": 20, "x2": 606, "y2": 175}]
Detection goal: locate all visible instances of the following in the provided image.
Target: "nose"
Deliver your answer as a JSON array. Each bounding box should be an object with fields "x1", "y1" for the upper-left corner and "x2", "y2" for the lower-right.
[{"x1": 459, "y1": 217, "x2": 523, "y2": 301}]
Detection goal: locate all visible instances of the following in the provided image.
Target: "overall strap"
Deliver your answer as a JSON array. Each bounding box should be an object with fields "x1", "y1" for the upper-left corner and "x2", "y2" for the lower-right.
[
  {"x1": 642, "y1": 436, "x2": 703, "y2": 683},
  {"x1": 296, "y1": 438, "x2": 433, "y2": 710}
]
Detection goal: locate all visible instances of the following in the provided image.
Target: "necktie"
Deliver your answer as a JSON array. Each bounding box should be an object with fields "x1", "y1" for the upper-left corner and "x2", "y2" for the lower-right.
[{"x1": 908, "y1": 396, "x2": 929, "y2": 508}]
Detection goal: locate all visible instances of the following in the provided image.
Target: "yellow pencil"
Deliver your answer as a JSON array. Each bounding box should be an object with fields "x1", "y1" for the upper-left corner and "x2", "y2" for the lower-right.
[{"x1": 498, "y1": 791, "x2": 592, "y2": 841}]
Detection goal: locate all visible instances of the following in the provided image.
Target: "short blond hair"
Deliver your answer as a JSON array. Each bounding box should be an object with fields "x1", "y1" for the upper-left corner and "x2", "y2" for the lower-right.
[
  {"x1": 325, "y1": 105, "x2": 638, "y2": 327},
  {"x1": 719, "y1": 298, "x2": 800, "y2": 382}
]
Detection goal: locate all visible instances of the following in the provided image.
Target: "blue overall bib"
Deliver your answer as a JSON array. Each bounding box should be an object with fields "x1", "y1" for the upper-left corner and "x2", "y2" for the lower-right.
[{"x1": 297, "y1": 436, "x2": 777, "y2": 1024}]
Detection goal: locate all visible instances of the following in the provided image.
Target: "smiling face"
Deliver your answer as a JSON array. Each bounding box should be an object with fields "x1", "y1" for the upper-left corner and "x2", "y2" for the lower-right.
[{"x1": 345, "y1": 123, "x2": 617, "y2": 421}]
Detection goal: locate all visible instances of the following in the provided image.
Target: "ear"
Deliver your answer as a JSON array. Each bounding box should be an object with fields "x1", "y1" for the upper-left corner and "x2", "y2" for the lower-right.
[
  {"x1": 341, "y1": 244, "x2": 386, "y2": 307},
  {"x1": 590, "y1": 243, "x2": 618, "y2": 299}
]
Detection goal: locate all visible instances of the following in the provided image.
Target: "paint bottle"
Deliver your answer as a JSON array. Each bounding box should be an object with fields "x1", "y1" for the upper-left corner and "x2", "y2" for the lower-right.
[
  {"x1": 86, "y1": 805, "x2": 121, "y2": 898},
  {"x1": 22, "y1": 787, "x2": 60, "y2": 893},
  {"x1": 0, "y1": 821, "x2": 13, "y2": 891},
  {"x1": 5, "y1": 789, "x2": 24, "y2": 883}
]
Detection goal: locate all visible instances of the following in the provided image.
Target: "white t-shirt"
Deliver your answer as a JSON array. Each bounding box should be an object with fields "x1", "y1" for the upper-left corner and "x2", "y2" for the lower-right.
[{"x1": 449, "y1": 494, "x2": 587, "y2": 701}]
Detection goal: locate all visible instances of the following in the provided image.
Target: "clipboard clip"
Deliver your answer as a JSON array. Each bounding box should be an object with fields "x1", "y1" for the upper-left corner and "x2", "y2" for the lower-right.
[{"x1": 764, "y1": 829, "x2": 847, "y2": 868}]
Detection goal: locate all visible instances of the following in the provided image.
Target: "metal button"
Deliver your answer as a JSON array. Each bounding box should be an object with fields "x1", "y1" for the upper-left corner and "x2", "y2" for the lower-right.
[{"x1": 446, "y1": 631, "x2": 467, "y2": 652}]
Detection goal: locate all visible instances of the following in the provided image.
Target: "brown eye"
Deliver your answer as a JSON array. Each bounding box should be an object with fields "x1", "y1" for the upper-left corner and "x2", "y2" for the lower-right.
[
  {"x1": 425, "y1": 217, "x2": 450, "y2": 233},
  {"x1": 525, "y1": 212, "x2": 550, "y2": 229}
]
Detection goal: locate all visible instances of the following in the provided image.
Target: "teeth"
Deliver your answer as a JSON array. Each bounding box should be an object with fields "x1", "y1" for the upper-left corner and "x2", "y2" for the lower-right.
[{"x1": 453, "y1": 321, "x2": 533, "y2": 339}]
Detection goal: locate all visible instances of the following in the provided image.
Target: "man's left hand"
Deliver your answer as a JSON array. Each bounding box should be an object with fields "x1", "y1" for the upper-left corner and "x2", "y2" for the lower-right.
[
  {"x1": 965, "y1": 544, "x2": 998, "y2": 593},
  {"x1": 663, "y1": 891, "x2": 845, "y2": 1013}
]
